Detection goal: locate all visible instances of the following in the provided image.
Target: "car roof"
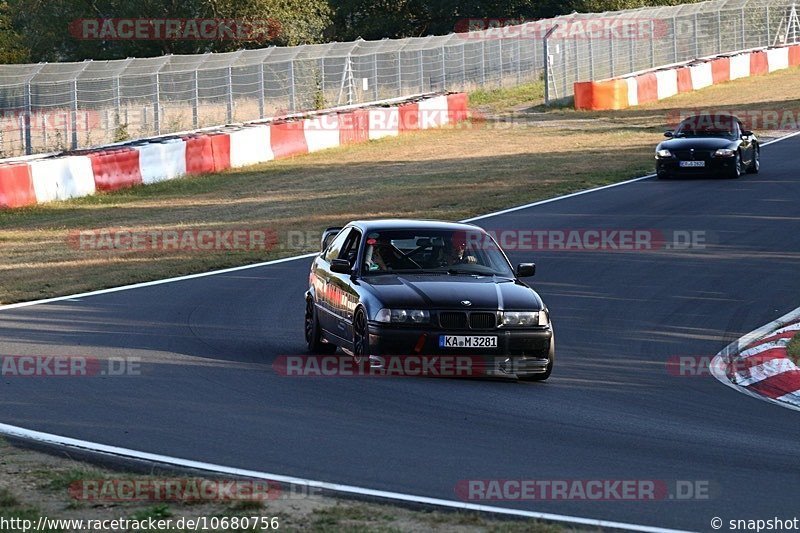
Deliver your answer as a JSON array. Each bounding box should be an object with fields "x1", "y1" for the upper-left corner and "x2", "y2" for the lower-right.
[{"x1": 345, "y1": 218, "x2": 483, "y2": 233}]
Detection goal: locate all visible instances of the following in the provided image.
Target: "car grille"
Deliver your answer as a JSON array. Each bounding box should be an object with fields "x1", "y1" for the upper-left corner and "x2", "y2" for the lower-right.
[
  {"x1": 438, "y1": 311, "x2": 497, "y2": 330},
  {"x1": 673, "y1": 149, "x2": 713, "y2": 161},
  {"x1": 469, "y1": 312, "x2": 497, "y2": 330},
  {"x1": 439, "y1": 311, "x2": 468, "y2": 329}
]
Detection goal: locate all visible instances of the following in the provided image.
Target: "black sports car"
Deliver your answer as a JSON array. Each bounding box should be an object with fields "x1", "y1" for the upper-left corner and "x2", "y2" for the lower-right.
[
  {"x1": 304, "y1": 219, "x2": 554, "y2": 381},
  {"x1": 655, "y1": 113, "x2": 759, "y2": 179}
]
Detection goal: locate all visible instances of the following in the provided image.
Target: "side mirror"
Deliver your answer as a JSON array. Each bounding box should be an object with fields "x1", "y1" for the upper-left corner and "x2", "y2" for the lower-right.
[
  {"x1": 330, "y1": 259, "x2": 352, "y2": 275},
  {"x1": 516, "y1": 263, "x2": 536, "y2": 278},
  {"x1": 742, "y1": 130, "x2": 753, "y2": 138},
  {"x1": 664, "y1": 131, "x2": 674, "y2": 138},
  {"x1": 320, "y1": 227, "x2": 342, "y2": 252}
]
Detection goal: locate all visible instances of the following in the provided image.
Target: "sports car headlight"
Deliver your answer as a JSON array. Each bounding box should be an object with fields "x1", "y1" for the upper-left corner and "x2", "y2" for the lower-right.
[
  {"x1": 714, "y1": 148, "x2": 736, "y2": 157},
  {"x1": 656, "y1": 149, "x2": 672, "y2": 158},
  {"x1": 375, "y1": 308, "x2": 430, "y2": 324},
  {"x1": 499, "y1": 311, "x2": 542, "y2": 327}
]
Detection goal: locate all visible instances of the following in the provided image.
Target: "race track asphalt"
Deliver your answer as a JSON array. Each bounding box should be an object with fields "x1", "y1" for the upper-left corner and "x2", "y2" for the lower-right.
[{"x1": 2, "y1": 135, "x2": 800, "y2": 531}]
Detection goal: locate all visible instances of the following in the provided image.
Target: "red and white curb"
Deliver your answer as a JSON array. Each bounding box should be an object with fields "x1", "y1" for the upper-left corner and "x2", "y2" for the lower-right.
[{"x1": 710, "y1": 306, "x2": 800, "y2": 411}]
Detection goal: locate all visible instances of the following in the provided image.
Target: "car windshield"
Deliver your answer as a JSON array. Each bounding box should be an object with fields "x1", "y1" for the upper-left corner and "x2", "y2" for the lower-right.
[
  {"x1": 674, "y1": 115, "x2": 738, "y2": 139},
  {"x1": 361, "y1": 229, "x2": 514, "y2": 277}
]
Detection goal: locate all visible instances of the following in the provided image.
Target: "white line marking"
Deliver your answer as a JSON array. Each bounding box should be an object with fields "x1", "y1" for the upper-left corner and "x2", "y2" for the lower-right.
[
  {"x1": 2, "y1": 121, "x2": 799, "y2": 531},
  {"x1": 0, "y1": 423, "x2": 690, "y2": 533}
]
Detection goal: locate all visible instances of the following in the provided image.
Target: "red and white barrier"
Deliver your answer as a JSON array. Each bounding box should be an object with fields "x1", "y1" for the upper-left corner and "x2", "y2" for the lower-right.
[
  {"x1": 418, "y1": 95, "x2": 450, "y2": 129},
  {"x1": 766, "y1": 47, "x2": 789, "y2": 72},
  {"x1": 575, "y1": 44, "x2": 800, "y2": 110},
  {"x1": 304, "y1": 114, "x2": 340, "y2": 153},
  {"x1": 729, "y1": 52, "x2": 751, "y2": 80},
  {"x1": 135, "y1": 139, "x2": 187, "y2": 184},
  {"x1": 89, "y1": 148, "x2": 142, "y2": 192},
  {"x1": 689, "y1": 62, "x2": 713, "y2": 90},
  {"x1": 368, "y1": 107, "x2": 400, "y2": 140},
  {"x1": 0, "y1": 163, "x2": 36, "y2": 208},
  {"x1": 30, "y1": 156, "x2": 95, "y2": 203},
  {"x1": 655, "y1": 69, "x2": 678, "y2": 100},
  {"x1": 228, "y1": 125, "x2": 273, "y2": 168},
  {"x1": 0, "y1": 93, "x2": 469, "y2": 209}
]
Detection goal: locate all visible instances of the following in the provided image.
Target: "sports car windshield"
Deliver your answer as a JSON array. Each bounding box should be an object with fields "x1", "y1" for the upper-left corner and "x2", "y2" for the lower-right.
[
  {"x1": 361, "y1": 229, "x2": 514, "y2": 277},
  {"x1": 675, "y1": 116, "x2": 738, "y2": 139}
]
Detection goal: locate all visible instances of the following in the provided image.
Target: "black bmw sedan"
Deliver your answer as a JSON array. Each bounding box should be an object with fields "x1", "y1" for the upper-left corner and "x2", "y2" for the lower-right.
[
  {"x1": 655, "y1": 113, "x2": 759, "y2": 179},
  {"x1": 304, "y1": 219, "x2": 554, "y2": 381}
]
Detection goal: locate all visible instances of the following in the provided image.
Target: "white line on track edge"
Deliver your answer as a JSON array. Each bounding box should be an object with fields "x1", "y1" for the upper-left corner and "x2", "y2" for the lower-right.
[{"x1": 0, "y1": 423, "x2": 691, "y2": 533}]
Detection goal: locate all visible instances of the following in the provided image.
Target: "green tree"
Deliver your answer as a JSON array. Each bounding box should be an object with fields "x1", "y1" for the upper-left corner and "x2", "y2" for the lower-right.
[{"x1": 6, "y1": 0, "x2": 331, "y2": 63}]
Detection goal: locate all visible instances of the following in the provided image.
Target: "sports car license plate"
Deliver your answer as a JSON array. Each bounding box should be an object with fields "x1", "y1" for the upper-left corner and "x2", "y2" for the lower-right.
[
  {"x1": 439, "y1": 335, "x2": 497, "y2": 348},
  {"x1": 679, "y1": 160, "x2": 705, "y2": 167}
]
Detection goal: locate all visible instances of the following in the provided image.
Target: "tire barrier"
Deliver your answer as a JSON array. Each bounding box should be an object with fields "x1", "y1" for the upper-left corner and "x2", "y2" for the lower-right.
[
  {"x1": 0, "y1": 92, "x2": 468, "y2": 209},
  {"x1": 574, "y1": 44, "x2": 800, "y2": 110}
]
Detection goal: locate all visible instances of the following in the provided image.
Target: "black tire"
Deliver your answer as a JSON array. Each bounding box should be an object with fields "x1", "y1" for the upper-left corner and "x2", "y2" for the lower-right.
[
  {"x1": 305, "y1": 298, "x2": 336, "y2": 354},
  {"x1": 518, "y1": 331, "x2": 555, "y2": 382},
  {"x1": 352, "y1": 309, "x2": 370, "y2": 363},
  {"x1": 657, "y1": 172, "x2": 670, "y2": 180},
  {"x1": 746, "y1": 147, "x2": 760, "y2": 174},
  {"x1": 727, "y1": 152, "x2": 743, "y2": 179}
]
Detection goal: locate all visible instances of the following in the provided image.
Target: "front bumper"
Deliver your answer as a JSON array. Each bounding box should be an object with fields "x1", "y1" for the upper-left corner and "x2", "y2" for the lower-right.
[
  {"x1": 366, "y1": 323, "x2": 552, "y2": 378},
  {"x1": 656, "y1": 157, "x2": 735, "y2": 177}
]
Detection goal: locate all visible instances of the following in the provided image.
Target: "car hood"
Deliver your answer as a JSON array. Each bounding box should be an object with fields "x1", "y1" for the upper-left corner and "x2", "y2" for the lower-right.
[
  {"x1": 657, "y1": 137, "x2": 738, "y2": 151},
  {"x1": 361, "y1": 274, "x2": 544, "y2": 311}
]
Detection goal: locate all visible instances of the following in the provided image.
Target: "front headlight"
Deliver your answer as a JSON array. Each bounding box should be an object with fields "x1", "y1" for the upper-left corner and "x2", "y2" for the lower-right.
[
  {"x1": 375, "y1": 308, "x2": 430, "y2": 324},
  {"x1": 714, "y1": 148, "x2": 736, "y2": 157},
  {"x1": 501, "y1": 310, "x2": 549, "y2": 327},
  {"x1": 656, "y1": 149, "x2": 672, "y2": 158}
]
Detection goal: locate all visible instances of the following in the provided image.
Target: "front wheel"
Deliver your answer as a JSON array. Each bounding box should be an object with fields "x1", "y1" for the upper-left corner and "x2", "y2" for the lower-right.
[
  {"x1": 352, "y1": 309, "x2": 370, "y2": 364},
  {"x1": 305, "y1": 298, "x2": 336, "y2": 353},
  {"x1": 746, "y1": 147, "x2": 760, "y2": 174},
  {"x1": 727, "y1": 153, "x2": 743, "y2": 179}
]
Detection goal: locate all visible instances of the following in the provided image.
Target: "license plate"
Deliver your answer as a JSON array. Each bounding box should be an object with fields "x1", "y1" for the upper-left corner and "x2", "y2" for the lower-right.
[
  {"x1": 439, "y1": 335, "x2": 497, "y2": 348},
  {"x1": 679, "y1": 160, "x2": 705, "y2": 167}
]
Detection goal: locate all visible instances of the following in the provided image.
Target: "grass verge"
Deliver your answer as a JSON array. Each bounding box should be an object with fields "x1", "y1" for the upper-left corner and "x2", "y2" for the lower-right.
[
  {"x1": 0, "y1": 68, "x2": 799, "y2": 303},
  {"x1": 788, "y1": 332, "x2": 800, "y2": 362},
  {"x1": 0, "y1": 438, "x2": 575, "y2": 532}
]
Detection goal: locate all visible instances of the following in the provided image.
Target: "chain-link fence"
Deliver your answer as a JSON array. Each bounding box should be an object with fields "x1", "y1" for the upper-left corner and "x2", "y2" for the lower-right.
[
  {"x1": 543, "y1": 0, "x2": 800, "y2": 103},
  {"x1": 0, "y1": 0, "x2": 798, "y2": 157}
]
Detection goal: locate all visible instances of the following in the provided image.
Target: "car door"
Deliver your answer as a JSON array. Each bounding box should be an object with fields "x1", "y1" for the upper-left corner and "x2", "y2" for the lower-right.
[
  {"x1": 315, "y1": 228, "x2": 353, "y2": 334},
  {"x1": 325, "y1": 228, "x2": 363, "y2": 344}
]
